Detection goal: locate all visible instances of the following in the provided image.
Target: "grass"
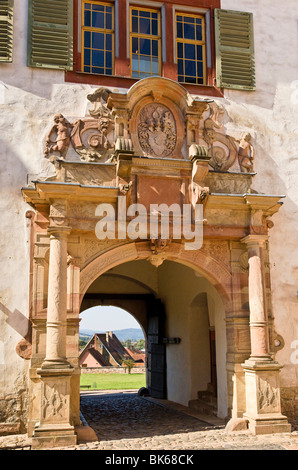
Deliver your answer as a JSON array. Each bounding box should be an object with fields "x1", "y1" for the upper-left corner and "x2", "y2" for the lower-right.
[{"x1": 80, "y1": 373, "x2": 146, "y2": 390}]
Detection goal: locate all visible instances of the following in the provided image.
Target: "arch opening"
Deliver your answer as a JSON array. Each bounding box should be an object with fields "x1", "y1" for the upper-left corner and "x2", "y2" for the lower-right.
[
  {"x1": 79, "y1": 305, "x2": 147, "y2": 391},
  {"x1": 78, "y1": 256, "x2": 228, "y2": 419}
]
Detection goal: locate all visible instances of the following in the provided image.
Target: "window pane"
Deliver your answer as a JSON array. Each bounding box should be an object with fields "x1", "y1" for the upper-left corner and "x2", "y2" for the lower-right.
[
  {"x1": 84, "y1": 10, "x2": 91, "y2": 27},
  {"x1": 84, "y1": 48, "x2": 90, "y2": 65},
  {"x1": 177, "y1": 42, "x2": 183, "y2": 58},
  {"x1": 106, "y1": 12, "x2": 112, "y2": 30},
  {"x1": 106, "y1": 51, "x2": 112, "y2": 68},
  {"x1": 106, "y1": 33, "x2": 112, "y2": 51},
  {"x1": 184, "y1": 22, "x2": 195, "y2": 40},
  {"x1": 92, "y1": 11, "x2": 105, "y2": 28},
  {"x1": 185, "y1": 43, "x2": 195, "y2": 59},
  {"x1": 152, "y1": 19, "x2": 158, "y2": 36},
  {"x1": 84, "y1": 66, "x2": 90, "y2": 72},
  {"x1": 132, "y1": 54, "x2": 138, "y2": 71},
  {"x1": 176, "y1": 21, "x2": 183, "y2": 39},
  {"x1": 177, "y1": 59, "x2": 183, "y2": 75},
  {"x1": 92, "y1": 66, "x2": 105, "y2": 74},
  {"x1": 132, "y1": 37, "x2": 138, "y2": 54},
  {"x1": 132, "y1": 16, "x2": 138, "y2": 33},
  {"x1": 139, "y1": 38, "x2": 150, "y2": 55},
  {"x1": 152, "y1": 57, "x2": 159, "y2": 74},
  {"x1": 92, "y1": 4, "x2": 104, "y2": 11},
  {"x1": 185, "y1": 60, "x2": 196, "y2": 77},
  {"x1": 84, "y1": 31, "x2": 91, "y2": 48},
  {"x1": 197, "y1": 61, "x2": 203, "y2": 78},
  {"x1": 140, "y1": 10, "x2": 150, "y2": 18},
  {"x1": 139, "y1": 56, "x2": 151, "y2": 73},
  {"x1": 185, "y1": 76, "x2": 196, "y2": 84},
  {"x1": 139, "y1": 17, "x2": 150, "y2": 35},
  {"x1": 92, "y1": 32, "x2": 104, "y2": 50},
  {"x1": 196, "y1": 23, "x2": 202, "y2": 41},
  {"x1": 92, "y1": 50, "x2": 104, "y2": 66},
  {"x1": 152, "y1": 40, "x2": 158, "y2": 57}
]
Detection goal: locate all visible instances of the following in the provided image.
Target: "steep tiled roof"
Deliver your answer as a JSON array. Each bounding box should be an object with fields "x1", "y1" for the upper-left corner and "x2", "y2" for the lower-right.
[
  {"x1": 125, "y1": 347, "x2": 145, "y2": 364},
  {"x1": 87, "y1": 347, "x2": 110, "y2": 366},
  {"x1": 96, "y1": 333, "x2": 133, "y2": 365}
]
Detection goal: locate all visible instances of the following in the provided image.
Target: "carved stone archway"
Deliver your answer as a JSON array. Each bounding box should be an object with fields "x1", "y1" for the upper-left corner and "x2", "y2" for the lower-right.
[{"x1": 21, "y1": 77, "x2": 290, "y2": 448}]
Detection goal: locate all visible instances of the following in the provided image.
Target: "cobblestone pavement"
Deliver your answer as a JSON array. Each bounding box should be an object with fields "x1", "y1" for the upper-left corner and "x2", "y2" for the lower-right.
[{"x1": 0, "y1": 390, "x2": 297, "y2": 451}]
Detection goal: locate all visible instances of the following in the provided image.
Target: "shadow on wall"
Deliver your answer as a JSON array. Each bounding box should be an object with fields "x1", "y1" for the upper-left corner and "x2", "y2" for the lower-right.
[{"x1": 0, "y1": 302, "x2": 32, "y2": 360}]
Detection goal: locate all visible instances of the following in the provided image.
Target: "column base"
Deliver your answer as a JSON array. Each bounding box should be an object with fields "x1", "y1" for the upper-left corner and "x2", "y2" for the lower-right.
[
  {"x1": 242, "y1": 358, "x2": 291, "y2": 435},
  {"x1": 40, "y1": 359, "x2": 74, "y2": 370},
  {"x1": 244, "y1": 413, "x2": 291, "y2": 435},
  {"x1": 32, "y1": 423, "x2": 77, "y2": 449},
  {"x1": 33, "y1": 366, "x2": 76, "y2": 448}
]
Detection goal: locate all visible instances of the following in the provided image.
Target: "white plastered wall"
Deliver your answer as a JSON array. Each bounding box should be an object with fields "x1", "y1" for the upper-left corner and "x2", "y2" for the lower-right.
[
  {"x1": 217, "y1": 0, "x2": 298, "y2": 393},
  {"x1": 158, "y1": 261, "x2": 228, "y2": 419}
]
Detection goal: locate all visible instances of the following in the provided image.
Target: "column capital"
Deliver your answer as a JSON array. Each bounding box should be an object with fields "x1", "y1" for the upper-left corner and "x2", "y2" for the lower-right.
[
  {"x1": 47, "y1": 225, "x2": 72, "y2": 238},
  {"x1": 241, "y1": 234, "x2": 268, "y2": 247}
]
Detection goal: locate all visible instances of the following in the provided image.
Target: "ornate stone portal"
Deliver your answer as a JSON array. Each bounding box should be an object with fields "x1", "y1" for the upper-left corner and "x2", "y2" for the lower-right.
[{"x1": 22, "y1": 77, "x2": 290, "y2": 448}]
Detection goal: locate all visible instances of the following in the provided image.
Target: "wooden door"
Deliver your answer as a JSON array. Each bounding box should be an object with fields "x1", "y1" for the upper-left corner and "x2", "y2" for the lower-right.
[{"x1": 147, "y1": 298, "x2": 167, "y2": 399}]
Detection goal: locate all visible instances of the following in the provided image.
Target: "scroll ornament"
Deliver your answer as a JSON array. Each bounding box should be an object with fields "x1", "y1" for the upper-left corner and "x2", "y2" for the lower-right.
[
  {"x1": 44, "y1": 88, "x2": 115, "y2": 163},
  {"x1": 203, "y1": 103, "x2": 255, "y2": 173}
]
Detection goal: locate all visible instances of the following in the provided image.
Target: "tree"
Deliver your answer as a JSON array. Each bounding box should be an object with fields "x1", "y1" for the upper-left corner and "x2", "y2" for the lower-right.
[
  {"x1": 135, "y1": 339, "x2": 145, "y2": 350},
  {"x1": 121, "y1": 339, "x2": 132, "y2": 348},
  {"x1": 122, "y1": 359, "x2": 135, "y2": 374}
]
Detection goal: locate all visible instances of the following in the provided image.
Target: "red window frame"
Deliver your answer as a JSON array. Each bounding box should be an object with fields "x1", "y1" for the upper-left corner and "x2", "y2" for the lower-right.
[{"x1": 66, "y1": 0, "x2": 223, "y2": 97}]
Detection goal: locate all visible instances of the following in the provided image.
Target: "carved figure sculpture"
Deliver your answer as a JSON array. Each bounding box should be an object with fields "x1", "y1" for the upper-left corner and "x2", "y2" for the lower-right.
[
  {"x1": 44, "y1": 114, "x2": 73, "y2": 159},
  {"x1": 237, "y1": 132, "x2": 254, "y2": 173}
]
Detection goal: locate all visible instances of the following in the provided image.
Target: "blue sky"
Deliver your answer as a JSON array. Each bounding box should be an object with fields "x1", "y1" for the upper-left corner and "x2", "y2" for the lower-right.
[{"x1": 79, "y1": 306, "x2": 141, "y2": 332}]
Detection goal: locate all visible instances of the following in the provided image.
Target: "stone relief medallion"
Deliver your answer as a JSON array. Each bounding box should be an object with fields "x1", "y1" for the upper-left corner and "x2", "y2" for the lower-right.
[{"x1": 138, "y1": 104, "x2": 177, "y2": 158}]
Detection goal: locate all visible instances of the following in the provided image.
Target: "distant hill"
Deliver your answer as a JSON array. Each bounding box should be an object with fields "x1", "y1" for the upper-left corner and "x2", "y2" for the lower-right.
[{"x1": 80, "y1": 328, "x2": 144, "y2": 342}]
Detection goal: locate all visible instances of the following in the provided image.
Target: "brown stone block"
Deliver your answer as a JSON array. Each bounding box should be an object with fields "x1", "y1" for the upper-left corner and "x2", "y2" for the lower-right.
[{"x1": 0, "y1": 422, "x2": 21, "y2": 436}]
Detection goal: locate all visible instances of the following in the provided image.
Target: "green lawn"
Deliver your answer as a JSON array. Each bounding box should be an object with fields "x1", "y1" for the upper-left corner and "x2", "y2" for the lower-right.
[{"x1": 80, "y1": 373, "x2": 146, "y2": 390}]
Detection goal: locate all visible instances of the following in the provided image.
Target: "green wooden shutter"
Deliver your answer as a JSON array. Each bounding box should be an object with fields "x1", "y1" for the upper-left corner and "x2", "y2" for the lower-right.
[
  {"x1": 215, "y1": 9, "x2": 255, "y2": 91},
  {"x1": 0, "y1": 0, "x2": 13, "y2": 62},
  {"x1": 27, "y1": 0, "x2": 73, "y2": 70}
]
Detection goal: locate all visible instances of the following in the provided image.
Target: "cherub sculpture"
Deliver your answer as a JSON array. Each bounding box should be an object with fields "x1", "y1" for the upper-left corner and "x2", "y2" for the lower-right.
[
  {"x1": 44, "y1": 113, "x2": 73, "y2": 159},
  {"x1": 237, "y1": 132, "x2": 254, "y2": 172}
]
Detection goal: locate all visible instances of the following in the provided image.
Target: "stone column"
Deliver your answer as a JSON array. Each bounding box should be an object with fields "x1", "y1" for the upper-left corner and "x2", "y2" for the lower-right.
[
  {"x1": 241, "y1": 235, "x2": 291, "y2": 434},
  {"x1": 243, "y1": 235, "x2": 270, "y2": 361},
  {"x1": 32, "y1": 217, "x2": 77, "y2": 449},
  {"x1": 43, "y1": 226, "x2": 71, "y2": 368}
]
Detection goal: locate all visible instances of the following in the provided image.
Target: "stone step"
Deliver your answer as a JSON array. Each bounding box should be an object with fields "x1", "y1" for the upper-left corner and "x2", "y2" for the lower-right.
[
  {"x1": 197, "y1": 390, "x2": 217, "y2": 406},
  {"x1": 188, "y1": 398, "x2": 217, "y2": 416}
]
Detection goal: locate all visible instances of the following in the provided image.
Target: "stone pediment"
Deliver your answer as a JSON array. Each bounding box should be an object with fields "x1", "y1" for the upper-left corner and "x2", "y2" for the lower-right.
[
  {"x1": 42, "y1": 77, "x2": 211, "y2": 165},
  {"x1": 32, "y1": 77, "x2": 257, "y2": 197}
]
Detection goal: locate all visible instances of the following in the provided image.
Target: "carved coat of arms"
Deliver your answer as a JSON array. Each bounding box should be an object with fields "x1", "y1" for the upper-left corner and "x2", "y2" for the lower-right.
[{"x1": 137, "y1": 104, "x2": 177, "y2": 158}]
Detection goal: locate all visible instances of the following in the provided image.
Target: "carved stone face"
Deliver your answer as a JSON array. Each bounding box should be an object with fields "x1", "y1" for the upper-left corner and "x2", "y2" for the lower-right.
[{"x1": 137, "y1": 103, "x2": 177, "y2": 158}]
